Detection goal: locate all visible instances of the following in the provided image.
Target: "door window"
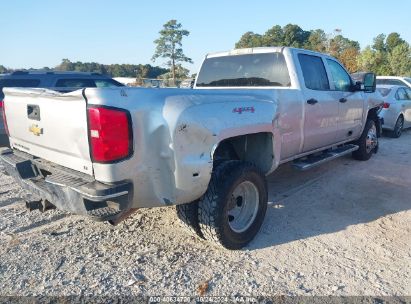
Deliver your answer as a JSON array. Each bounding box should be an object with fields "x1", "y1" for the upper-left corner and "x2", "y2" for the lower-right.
[
  {"x1": 405, "y1": 88, "x2": 411, "y2": 100},
  {"x1": 298, "y1": 54, "x2": 330, "y2": 91},
  {"x1": 326, "y1": 59, "x2": 352, "y2": 91},
  {"x1": 396, "y1": 88, "x2": 408, "y2": 100}
]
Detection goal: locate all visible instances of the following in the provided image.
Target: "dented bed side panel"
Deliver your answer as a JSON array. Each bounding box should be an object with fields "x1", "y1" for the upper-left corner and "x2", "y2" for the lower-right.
[{"x1": 85, "y1": 87, "x2": 280, "y2": 208}]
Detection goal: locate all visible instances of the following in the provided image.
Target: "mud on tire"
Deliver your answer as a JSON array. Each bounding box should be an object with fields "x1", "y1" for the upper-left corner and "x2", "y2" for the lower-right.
[
  {"x1": 198, "y1": 160, "x2": 268, "y2": 250},
  {"x1": 176, "y1": 201, "x2": 204, "y2": 239}
]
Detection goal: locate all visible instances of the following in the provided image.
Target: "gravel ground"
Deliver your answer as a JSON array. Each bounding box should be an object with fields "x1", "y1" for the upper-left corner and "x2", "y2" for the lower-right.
[{"x1": 0, "y1": 131, "x2": 410, "y2": 297}]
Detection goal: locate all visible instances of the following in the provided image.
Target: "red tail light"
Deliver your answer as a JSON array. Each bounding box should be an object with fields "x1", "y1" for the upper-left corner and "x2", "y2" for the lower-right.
[
  {"x1": 0, "y1": 100, "x2": 9, "y2": 136},
  {"x1": 383, "y1": 102, "x2": 390, "y2": 109},
  {"x1": 87, "y1": 106, "x2": 132, "y2": 163}
]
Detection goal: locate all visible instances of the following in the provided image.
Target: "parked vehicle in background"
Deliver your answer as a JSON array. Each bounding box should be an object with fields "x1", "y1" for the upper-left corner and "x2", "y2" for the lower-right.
[
  {"x1": 0, "y1": 47, "x2": 382, "y2": 249},
  {"x1": 113, "y1": 77, "x2": 137, "y2": 86},
  {"x1": 0, "y1": 71, "x2": 124, "y2": 146},
  {"x1": 377, "y1": 85, "x2": 411, "y2": 138},
  {"x1": 141, "y1": 78, "x2": 164, "y2": 88},
  {"x1": 179, "y1": 78, "x2": 194, "y2": 88},
  {"x1": 376, "y1": 76, "x2": 411, "y2": 88}
]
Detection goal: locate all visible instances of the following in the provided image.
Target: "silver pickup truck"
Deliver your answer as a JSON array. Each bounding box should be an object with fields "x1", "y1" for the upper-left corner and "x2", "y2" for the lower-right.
[{"x1": 0, "y1": 47, "x2": 382, "y2": 249}]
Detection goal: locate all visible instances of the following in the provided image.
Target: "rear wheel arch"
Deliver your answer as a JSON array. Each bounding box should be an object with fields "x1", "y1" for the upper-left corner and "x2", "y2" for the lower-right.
[
  {"x1": 212, "y1": 132, "x2": 274, "y2": 175},
  {"x1": 198, "y1": 160, "x2": 268, "y2": 249}
]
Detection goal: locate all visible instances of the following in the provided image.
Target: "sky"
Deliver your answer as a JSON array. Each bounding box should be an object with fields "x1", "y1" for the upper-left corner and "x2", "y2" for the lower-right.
[{"x1": 1, "y1": 0, "x2": 410, "y2": 74}]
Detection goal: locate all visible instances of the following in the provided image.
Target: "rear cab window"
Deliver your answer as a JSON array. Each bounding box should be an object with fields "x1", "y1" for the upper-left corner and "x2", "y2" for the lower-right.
[
  {"x1": 298, "y1": 54, "x2": 330, "y2": 90},
  {"x1": 196, "y1": 52, "x2": 291, "y2": 87}
]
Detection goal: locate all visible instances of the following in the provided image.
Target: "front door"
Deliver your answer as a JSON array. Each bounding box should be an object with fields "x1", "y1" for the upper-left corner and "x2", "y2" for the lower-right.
[{"x1": 325, "y1": 59, "x2": 365, "y2": 141}]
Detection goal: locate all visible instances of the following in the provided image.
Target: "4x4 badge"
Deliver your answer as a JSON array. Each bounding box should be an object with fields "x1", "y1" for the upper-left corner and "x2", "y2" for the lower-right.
[
  {"x1": 120, "y1": 89, "x2": 128, "y2": 97},
  {"x1": 29, "y1": 124, "x2": 43, "y2": 136}
]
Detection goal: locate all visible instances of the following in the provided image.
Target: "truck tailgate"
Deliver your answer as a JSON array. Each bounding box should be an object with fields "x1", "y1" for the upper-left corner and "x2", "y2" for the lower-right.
[{"x1": 3, "y1": 88, "x2": 93, "y2": 175}]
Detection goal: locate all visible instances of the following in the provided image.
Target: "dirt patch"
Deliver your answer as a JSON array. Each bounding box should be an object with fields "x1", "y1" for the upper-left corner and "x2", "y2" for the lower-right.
[{"x1": 0, "y1": 132, "x2": 410, "y2": 296}]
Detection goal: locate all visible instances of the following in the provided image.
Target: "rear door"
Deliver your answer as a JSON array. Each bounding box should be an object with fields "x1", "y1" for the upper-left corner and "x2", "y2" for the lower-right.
[
  {"x1": 3, "y1": 88, "x2": 93, "y2": 175},
  {"x1": 325, "y1": 59, "x2": 365, "y2": 141},
  {"x1": 297, "y1": 53, "x2": 339, "y2": 152}
]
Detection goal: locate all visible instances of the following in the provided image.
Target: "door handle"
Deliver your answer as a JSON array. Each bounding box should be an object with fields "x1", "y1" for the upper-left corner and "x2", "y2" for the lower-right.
[
  {"x1": 307, "y1": 98, "x2": 318, "y2": 105},
  {"x1": 27, "y1": 104, "x2": 41, "y2": 121},
  {"x1": 339, "y1": 98, "x2": 348, "y2": 103}
]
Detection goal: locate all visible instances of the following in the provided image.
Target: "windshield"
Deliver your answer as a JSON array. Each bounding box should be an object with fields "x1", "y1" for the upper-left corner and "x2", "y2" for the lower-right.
[{"x1": 196, "y1": 53, "x2": 291, "y2": 87}]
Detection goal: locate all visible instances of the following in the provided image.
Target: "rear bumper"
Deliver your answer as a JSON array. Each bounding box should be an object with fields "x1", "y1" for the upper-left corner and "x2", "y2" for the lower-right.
[
  {"x1": 0, "y1": 148, "x2": 133, "y2": 221},
  {"x1": 379, "y1": 109, "x2": 396, "y2": 130}
]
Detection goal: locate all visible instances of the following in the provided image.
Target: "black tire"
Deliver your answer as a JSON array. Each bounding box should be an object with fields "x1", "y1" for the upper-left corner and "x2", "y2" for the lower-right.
[
  {"x1": 352, "y1": 119, "x2": 378, "y2": 161},
  {"x1": 198, "y1": 160, "x2": 268, "y2": 250},
  {"x1": 390, "y1": 115, "x2": 404, "y2": 138},
  {"x1": 176, "y1": 201, "x2": 204, "y2": 239}
]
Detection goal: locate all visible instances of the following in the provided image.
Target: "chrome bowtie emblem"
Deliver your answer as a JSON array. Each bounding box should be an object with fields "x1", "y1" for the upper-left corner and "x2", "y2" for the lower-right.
[{"x1": 29, "y1": 124, "x2": 43, "y2": 136}]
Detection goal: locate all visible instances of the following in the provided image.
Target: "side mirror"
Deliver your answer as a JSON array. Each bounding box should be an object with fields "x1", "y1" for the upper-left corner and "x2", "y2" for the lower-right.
[
  {"x1": 363, "y1": 73, "x2": 376, "y2": 93},
  {"x1": 350, "y1": 72, "x2": 377, "y2": 93}
]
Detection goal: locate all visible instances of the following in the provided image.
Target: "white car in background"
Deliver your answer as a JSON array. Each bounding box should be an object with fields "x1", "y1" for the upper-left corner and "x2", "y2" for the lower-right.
[
  {"x1": 377, "y1": 85, "x2": 411, "y2": 138},
  {"x1": 377, "y1": 76, "x2": 411, "y2": 88}
]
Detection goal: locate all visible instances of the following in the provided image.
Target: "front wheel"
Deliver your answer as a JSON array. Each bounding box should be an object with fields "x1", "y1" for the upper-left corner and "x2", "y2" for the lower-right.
[
  {"x1": 198, "y1": 161, "x2": 268, "y2": 250},
  {"x1": 352, "y1": 119, "x2": 378, "y2": 161}
]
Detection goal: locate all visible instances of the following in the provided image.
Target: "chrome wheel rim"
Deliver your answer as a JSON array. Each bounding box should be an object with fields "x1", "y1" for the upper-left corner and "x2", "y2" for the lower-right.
[
  {"x1": 227, "y1": 181, "x2": 259, "y2": 233},
  {"x1": 366, "y1": 124, "x2": 378, "y2": 154}
]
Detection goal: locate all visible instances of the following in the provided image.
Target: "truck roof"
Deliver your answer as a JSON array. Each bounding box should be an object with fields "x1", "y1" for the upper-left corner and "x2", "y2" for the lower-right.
[
  {"x1": 3, "y1": 71, "x2": 105, "y2": 77},
  {"x1": 205, "y1": 46, "x2": 325, "y2": 59}
]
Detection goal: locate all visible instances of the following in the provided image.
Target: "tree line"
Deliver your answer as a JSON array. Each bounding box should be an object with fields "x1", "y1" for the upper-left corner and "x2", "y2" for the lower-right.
[
  {"x1": 0, "y1": 59, "x2": 168, "y2": 79},
  {"x1": 235, "y1": 24, "x2": 411, "y2": 75}
]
